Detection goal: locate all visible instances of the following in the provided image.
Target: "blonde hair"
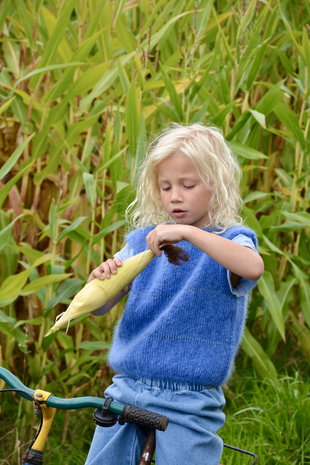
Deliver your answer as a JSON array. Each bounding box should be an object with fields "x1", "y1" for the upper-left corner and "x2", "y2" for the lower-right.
[{"x1": 126, "y1": 123, "x2": 243, "y2": 230}]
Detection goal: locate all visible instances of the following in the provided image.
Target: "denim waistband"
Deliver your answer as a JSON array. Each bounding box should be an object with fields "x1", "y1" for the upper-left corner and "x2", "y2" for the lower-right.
[{"x1": 134, "y1": 376, "x2": 217, "y2": 392}]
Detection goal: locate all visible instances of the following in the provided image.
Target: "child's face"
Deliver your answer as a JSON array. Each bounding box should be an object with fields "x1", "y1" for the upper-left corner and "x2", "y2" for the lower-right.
[{"x1": 156, "y1": 154, "x2": 212, "y2": 228}]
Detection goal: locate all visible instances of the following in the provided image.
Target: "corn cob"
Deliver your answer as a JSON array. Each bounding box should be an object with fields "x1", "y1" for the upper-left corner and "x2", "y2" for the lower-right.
[
  {"x1": 45, "y1": 249, "x2": 156, "y2": 337},
  {"x1": 45, "y1": 245, "x2": 189, "y2": 337}
]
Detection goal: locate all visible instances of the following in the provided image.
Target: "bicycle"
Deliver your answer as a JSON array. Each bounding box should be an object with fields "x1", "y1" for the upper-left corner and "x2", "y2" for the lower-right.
[{"x1": 0, "y1": 367, "x2": 257, "y2": 464}]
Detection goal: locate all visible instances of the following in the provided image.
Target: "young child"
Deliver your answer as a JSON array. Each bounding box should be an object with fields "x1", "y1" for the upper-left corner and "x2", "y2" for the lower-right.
[{"x1": 85, "y1": 123, "x2": 264, "y2": 465}]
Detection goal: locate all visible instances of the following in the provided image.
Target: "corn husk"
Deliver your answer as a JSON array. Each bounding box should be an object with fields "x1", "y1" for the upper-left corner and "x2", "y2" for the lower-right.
[{"x1": 45, "y1": 249, "x2": 155, "y2": 336}]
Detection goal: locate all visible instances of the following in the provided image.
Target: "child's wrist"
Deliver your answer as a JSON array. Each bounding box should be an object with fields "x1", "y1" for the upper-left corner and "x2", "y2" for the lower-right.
[{"x1": 182, "y1": 224, "x2": 196, "y2": 242}]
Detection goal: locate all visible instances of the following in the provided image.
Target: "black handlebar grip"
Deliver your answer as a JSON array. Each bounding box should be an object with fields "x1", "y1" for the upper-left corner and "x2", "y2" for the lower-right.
[{"x1": 121, "y1": 404, "x2": 169, "y2": 431}]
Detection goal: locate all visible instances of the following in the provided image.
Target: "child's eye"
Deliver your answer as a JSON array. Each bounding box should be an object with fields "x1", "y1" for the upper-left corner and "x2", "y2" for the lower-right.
[
  {"x1": 161, "y1": 186, "x2": 171, "y2": 191},
  {"x1": 184, "y1": 184, "x2": 196, "y2": 189}
]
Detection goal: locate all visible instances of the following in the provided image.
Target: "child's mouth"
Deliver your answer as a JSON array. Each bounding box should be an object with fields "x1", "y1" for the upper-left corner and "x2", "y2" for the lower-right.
[{"x1": 172, "y1": 209, "x2": 187, "y2": 218}]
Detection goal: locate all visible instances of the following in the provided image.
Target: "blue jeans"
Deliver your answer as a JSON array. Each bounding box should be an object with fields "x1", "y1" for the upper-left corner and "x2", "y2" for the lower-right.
[{"x1": 85, "y1": 374, "x2": 225, "y2": 465}]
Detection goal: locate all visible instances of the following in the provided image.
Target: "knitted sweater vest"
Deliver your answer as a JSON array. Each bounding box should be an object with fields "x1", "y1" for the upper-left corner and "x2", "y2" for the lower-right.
[{"x1": 108, "y1": 225, "x2": 258, "y2": 386}]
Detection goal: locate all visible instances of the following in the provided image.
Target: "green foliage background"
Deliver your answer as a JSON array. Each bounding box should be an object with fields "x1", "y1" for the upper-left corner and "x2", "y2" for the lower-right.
[{"x1": 0, "y1": 0, "x2": 309, "y2": 399}]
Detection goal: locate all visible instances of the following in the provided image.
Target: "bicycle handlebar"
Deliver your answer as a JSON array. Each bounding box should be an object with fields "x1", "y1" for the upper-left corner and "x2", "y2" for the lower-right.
[
  {"x1": 121, "y1": 403, "x2": 169, "y2": 431},
  {"x1": 1, "y1": 367, "x2": 258, "y2": 464},
  {"x1": 0, "y1": 367, "x2": 168, "y2": 431}
]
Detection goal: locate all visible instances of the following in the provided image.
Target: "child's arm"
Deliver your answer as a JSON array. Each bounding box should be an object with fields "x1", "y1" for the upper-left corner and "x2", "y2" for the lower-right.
[{"x1": 146, "y1": 224, "x2": 264, "y2": 282}]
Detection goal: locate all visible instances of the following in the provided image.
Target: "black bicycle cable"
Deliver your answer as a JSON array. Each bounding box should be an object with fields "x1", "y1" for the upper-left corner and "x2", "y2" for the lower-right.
[
  {"x1": 0, "y1": 388, "x2": 44, "y2": 451},
  {"x1": 224, "y1": 442, "x2": 258, "y2": 464}
]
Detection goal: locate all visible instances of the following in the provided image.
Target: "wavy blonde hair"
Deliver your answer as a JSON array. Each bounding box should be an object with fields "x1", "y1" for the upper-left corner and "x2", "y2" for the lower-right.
[{"x1": 126, "y1": 123, "x2": 243, "y2": 230}]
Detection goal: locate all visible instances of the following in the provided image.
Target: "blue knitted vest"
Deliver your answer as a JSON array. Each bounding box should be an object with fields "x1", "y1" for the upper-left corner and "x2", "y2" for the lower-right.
[{"x1": 108, "y1": 225, "x2": 258, "y2": 386}]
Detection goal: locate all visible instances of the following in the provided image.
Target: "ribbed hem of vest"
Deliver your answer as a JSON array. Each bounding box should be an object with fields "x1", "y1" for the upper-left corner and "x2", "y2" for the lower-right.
[{"x1": 132, "y1": 376, "x2": 217, "y2": 392}]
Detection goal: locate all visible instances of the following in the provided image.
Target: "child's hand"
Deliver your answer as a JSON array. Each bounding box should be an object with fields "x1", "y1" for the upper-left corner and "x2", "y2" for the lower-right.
[
  {"x1": 146, "y1": 224, "x2": 190, "y2": 256},
  {"x1": 87, "y1": 258, "x2": 123, "y2": 283}
]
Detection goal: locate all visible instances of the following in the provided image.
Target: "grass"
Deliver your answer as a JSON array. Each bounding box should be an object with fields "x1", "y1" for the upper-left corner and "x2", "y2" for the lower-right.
[
  {"x1": 1, "y1": 370, "x2": 309, "y2": 464},
  {"x1": 221, "y1": 373, "x2": 310, "y2": 465}
]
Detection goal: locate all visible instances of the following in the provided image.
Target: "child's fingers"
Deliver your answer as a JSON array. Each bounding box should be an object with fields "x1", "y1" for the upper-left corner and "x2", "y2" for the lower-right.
[
  {"x1": 114, "y1": 257, "x2": 123, "y2": 267},
  {"x1": 87, "y1": 258, "x2": 123, "y2": 282},
  {"x1": 102, "y1": 259, "x2": 123, "y2": 278},
  {"x1": 87, "y1": 267, "x2": 102, "y2": 282},
  {"x1": 108, "y1": 258, "x2": 123, "y2": 274},
  {"x1": 146, "y1": 231, "x2": 162, "y2": 257}
]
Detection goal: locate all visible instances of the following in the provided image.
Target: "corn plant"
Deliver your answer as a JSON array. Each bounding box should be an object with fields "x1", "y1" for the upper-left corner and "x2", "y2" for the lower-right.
[{"x1": 0, "y1": 0, "x2": 309, "y2": 397}]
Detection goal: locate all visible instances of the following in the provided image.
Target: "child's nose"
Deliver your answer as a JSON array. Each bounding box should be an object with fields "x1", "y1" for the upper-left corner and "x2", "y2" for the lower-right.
[{"x1": 171, "y1": 186, "x2": 183, "y2": 202}]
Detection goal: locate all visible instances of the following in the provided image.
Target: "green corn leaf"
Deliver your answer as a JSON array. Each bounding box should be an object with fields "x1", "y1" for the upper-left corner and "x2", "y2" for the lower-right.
[
  {"x1": 8, "y1": 244, "x2": 44, "y2": 265},
  {"x1": 83, "y1": 0, "x2": 109, "y2": 39},
  {"x1": 63, "y1": 63, "x2": 110, "y2": 103},
  {"x1": 0, "y1": 158, "x2": 36, "y2": 209},
  {"x1": 249, "y1": 109, "x2": 266, "y2": 129},
  {"x1": 14, "y1": 317, "x2": 44, "y2": 328},
  {"x1": 80, "y1": 53, "x2": 135, "y2": 112},
  {"x1": 0, "y1": 133, "x2": 35, "y2": 181},
  {"x1": 93, "y1": 220, "x2": 126, "y2": 244},
  {"x1": 20, "y1": 273, "x2": 71, "y2": 296},
  {"x1": 0, "y1": 323, "x2": 27, "y2": 351},
  {"x1": 225, "y1": 112, "x2": 251, "y2": 140},
  {"x1": 246, "y1": 43, "x2": 268, "y2": 90},
  {"x1": 278, "y1": 276, "x2": 297, "y2": 311},
  {"x1": 0, "y1": 214, "x2": 27, "y2": 251},
  {"x1": 244, "y1": 192, "x2": 271, "y2": 203},
  {"x1": 0, "y1": 310, "x2": 16, "y2": 325},
  {"x1": 258, "y1": 271, "x2": 285, "y2": 341},
  {"x1": 40, "y1": 5, "x2": 72, "y2": 62},
  {"x1": 11, "y1": 96, "x2": 28, "y2": 127},
  {"x1": 228, "y1": 141, "x2": 267, "y2": 160},
  {"x1": 0, "y1": 270, "x2": 31, "y2": 302},
  {"x1": 64, "y1": 226, "x2": 90, "y2": 242},
  {"x1": 34, "y1": 146, "x2": 62, "y2": 185},
  {"x1": 57, "y1": 217, "x2": 88, "y2": 242},
  {"x1": 278, "y1": 3, "x2": 305, "y2": 65},
  {"x1": 0, "y1": 96, "x2": 16, "y2": 116},
  {"x1": 282, "y1": 212, "x2": 310, "y2": 228},
  {"x1": 49, "y1": 200, "x2": 58, "y2": 243},
  {"x1": 9, "y1": 63, "x2": 84, "y2": 98},
  {"x1": 271, "y1": 222, "x2": 306, "y2": 232},
  {"x1": 0, "y1": 0, "x2": 11, "y2": 31},
  {"x1": 302, "y1": 26, "x2": 310, "y2": 72},
  {"x1": 236, "y1": 0, "x2": 258, "y2": 43},
  {"x1": 83, "y1": 173, "x2": 96, "y2": 209},
  {"x1": 66, "y1": 115, "x2": 99, "y2": 146},
  {"x1": 29, "y1": 0, "x2": 78, "y2": 89},
  {"x1": 255, "y1": 80, "x2": 284, "y2": 115},
  {"x1": 0, "y1": 253, "x2": 59, "y2": 304},
  {"x1": 14, "y1": 0, "x2": 35, "y2": 47},
  {"x1": 242, "y1": 327, "x2": 277, "y2": 379},
  {"x1": 125, "y1": 80, "x2": 141, "y2": 154},
  {"x1": 3, "y1": 40, "x2": 19, "y2": 77},
  {"x1": 31, "y1": 255, "x2": 58, "y2": 269},
  {"x1": 291, "y1": 264, "x2": 310, "y2": 327},
  {"x1": 132, "y1": 116, "x2": 147, "y2": 183},
  {"x1": 273, "y1": 102, "x2": 305, "y2": 148},
  {"x1": 140, "y1": 11, "x2": 194, "y2": 51},
  {"x1": 43, "y1": 30, "x2": 106, "y2": 104},
  {"x1": 78, "y1": 341, "x2": 111, "y2": 351},
  {"x1": 117, "y1": 61, "x2": 130, "y2": 94},
  {"x1": 160, "y1": 65, "x2": 183, "y2": 120},
  {"x1": 115, "y1": 15, "x2": 137, "y2": 53},
  {"x1": 46, "y1": 278, "x2": 83, "y2": 314},
  {"x1": 0, "y1": 243, "x2": 18, "y2": 282},
  {"x1": 262, "y1": 235, "x2": 285, "y2": 256},
  {"x1": 289, "y1": 312, "x2": 310, "y2": 357}
]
